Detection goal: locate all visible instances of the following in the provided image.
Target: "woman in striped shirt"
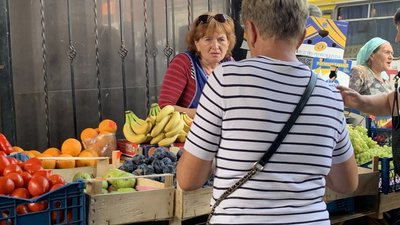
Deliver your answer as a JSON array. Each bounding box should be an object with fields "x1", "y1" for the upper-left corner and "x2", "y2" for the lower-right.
[
  {"x1": 177, "y1": 1, "x2": 358, "y2": 224},
  {"x1": 158, "y1": 12, "x2": 236, "y2": 119}
]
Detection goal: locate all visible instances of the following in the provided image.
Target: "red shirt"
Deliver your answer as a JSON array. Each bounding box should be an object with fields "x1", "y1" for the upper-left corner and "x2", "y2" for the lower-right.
[{"x1": 158, "y1": 53, "x2": 196, "y2": 108}]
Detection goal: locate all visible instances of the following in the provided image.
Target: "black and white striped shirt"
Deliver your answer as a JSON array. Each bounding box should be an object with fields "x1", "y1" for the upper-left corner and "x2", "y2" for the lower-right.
[{"x1": 184, "y1": 56, "x2": 354, "y2": 225}]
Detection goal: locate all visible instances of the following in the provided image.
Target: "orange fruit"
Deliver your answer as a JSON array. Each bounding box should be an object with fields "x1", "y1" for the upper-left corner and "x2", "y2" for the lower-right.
[
  {"x1": 56, "y1": 154, "x2": 75, "y2": 169},
  {"x1": 40, "y1": 153, "x2": 56, "y2": 169},
  {"x1": 76, "y1": 150, "x2": 96, "y2": 167},
  {"x1": 98, "y1": 119, "x2": 117, "y2": 133},
  {"x1": 12, "y1": 146, "x2": 24, "y2": 153},
  {"x1": 24, "y1": 150, "x2": 41, "y2": 158},
  {"x1": 80, "y1": 128, "x2": 98, "y2": 141},
  {"x1": 86, "y1": 148, "x2": 99, "y2": 157},
  {"x1": 43, "y1": 147, "x2": 61, "y2": 156},
  {"x1": 61, "y1": 138, "x2": 82, "y2": 157}
]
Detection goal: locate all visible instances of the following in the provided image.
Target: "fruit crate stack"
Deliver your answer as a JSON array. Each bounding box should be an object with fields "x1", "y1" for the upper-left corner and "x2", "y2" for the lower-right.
[
  {"x1": 365, "y1": 116, "x2": 392, "y2": 146},
  {"x1": 365, "y1": 157, "x2": 400, "y2": 219},
  {"x1": 0, "y1": 182, "x2": 86, "y2": 225}
]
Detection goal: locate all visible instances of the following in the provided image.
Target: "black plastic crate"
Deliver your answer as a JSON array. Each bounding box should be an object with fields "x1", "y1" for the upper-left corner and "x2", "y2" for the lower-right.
[{"x1": 327, "y1": 197, "x2": 355, "y2": 214}]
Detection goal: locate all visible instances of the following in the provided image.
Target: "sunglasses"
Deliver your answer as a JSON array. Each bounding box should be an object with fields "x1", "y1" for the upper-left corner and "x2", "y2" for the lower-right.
[{"x1": 196, "y1": 14, "x2": 228, "y2": 26}]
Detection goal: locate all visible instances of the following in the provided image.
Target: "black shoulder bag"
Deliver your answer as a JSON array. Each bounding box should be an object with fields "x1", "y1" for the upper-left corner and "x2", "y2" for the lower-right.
[
  {"x1": 391, "y1": 73, "x2": 400, "y2": 176},
  {"x1": 206, "y1": 72, "x2": 318, "y2": 225}
]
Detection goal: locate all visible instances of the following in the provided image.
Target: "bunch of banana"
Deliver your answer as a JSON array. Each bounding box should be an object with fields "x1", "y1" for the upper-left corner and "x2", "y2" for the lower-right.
[
  {"x1": 123, "y1": 111, "x2": 152, "y2": 144},
  {"x1": 148, "y1": 105, "x2": 188, "y2": 146},
  {"x1": 181, "y1": 112, "x2": 193, "y2": 133}
]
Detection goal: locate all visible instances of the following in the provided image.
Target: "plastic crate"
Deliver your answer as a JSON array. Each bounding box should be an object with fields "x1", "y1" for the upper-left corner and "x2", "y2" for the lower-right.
[
  {"x1": 378, "y1": 157, "x2": 400, "y2": 194},
  {"x1": 365, "y1": 116, "x2": 392, "y2": 146},
  {"x1": 0, "y1": 182, "x2": 86, "y2": 225},
  {"x1": 326, "y1": 197, "x2": 355, "y2": 214}
]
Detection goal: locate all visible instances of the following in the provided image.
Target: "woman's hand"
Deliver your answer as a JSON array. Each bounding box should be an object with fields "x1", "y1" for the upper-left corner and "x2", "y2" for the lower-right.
[{"x1": 336, "y1": 85, "x2": 363, "y2": 109}]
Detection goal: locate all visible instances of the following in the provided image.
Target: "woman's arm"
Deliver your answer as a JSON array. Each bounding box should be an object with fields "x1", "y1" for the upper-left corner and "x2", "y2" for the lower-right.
[
  {"x1": 176, "y1": 150, "x2": 213, "y2": 191},
  {"x1": 337, "y1": 85, "x2": 393, "y2": 115},
  {"x1": 173, "y1": 105, "x2": 197, "y2": 119},
  {"x1": 326, "y1": 154, "x2": 359, "y2": 194},
  {"x1": 158, "y1": 54, "x2": 191, "y2": 107}
]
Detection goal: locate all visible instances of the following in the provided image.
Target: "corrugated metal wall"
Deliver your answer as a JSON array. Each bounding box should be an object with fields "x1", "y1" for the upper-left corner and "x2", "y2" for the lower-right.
[{"x1": 6, "y1": 0, "x2": 232, "y2": 150}]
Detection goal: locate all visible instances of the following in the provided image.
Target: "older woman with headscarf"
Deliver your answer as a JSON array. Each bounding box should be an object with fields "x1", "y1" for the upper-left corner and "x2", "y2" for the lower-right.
[{"x1": 349, "y1": 37, "x2": 394, "y2": 95}]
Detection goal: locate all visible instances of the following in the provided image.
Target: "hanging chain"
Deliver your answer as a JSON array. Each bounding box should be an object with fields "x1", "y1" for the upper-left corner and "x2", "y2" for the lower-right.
[
  {"x1": 143, "y1": 0, "x2": 150, "y2": 113},
  {"x1": 119, "y1": 0, "x2": 128, "y2": 112},
  {"x1": 228, "y1": 0, "x2": 232, "y2": 17},
  {"x1": 67, "y1": 0, "x2": 78, "y2": 139},
  {"x1": 93, "y1": 0, "x2": 103, "y2": 122},
  {"x1": 40, "y1": 0, "x2": 50, "y2": 147},
  {"x1": 163, "y1": 0, "x2": 173, "y2": 64},
  {"x1": 187, "y1": 0, "x2": 191, "y2": 30}
]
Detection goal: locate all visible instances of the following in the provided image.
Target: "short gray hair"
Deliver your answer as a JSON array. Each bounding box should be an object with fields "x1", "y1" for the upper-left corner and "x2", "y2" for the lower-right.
[
  {"x1": 308, "y1": 4, "x2": 322, "y2": 17},
  {"x1": 241, "y1": 0, "x2": 308, "y2": 41}
]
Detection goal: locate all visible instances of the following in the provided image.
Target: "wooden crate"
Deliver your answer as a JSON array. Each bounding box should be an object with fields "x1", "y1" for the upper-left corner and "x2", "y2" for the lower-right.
[
  {"x1": 43, "y1": 151, "x2": 121, "y2": 182},
  {"x1": 170, "y1": 186, "x2": 212, "y2": 225},
  {"x1": 86, "y1": 174, "x2": 175, "y2": 225},
  {"x1": 325, "y1": 166, "x2": 380, "y2": 202},
  {"x1": 371, "y1": 191, "x2": 400, "y2": 219}
]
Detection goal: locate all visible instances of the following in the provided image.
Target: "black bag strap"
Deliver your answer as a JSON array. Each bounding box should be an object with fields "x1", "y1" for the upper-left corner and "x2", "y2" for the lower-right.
[
  {"x1": 259, "y1": 72, "x2": 317, "y2": 166},
  {"x1": 206, "y1": 72, "x2": 318, "y2": 225}
]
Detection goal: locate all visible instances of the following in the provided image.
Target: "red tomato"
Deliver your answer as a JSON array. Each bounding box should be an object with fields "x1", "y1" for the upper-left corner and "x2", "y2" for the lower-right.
[
  {"x1": 50, "y1": 183, "x2": 64, "y2": 191},
  {"x1": 3, "y1": 164, "x2": 22, "y2": 176},
  {"x1": 7, "y1": 157, "x2": 21, "y2": 165},
  {"x1": 0, "y1": 155, "x2": 10, "y2": 175},
  {"x1": 28, "y1": 176, "x2": 50, "y2": 197},
  {"x1": 23, "y1": 158, "x2": 43, "y2": 174},
  {"x1": 5, "y1": 173, "x2": 24, "y2": 188},
  {"x1": 51, "y1": 210, "x2": 65, "y2": 224},
  {"x1": 0, "y1": 211, "x2": 13, "y2": 225},
  {"x1": 48, "y1": 174, "x2": 65, "y2": 187},
  {"x1": 0, "y1": 177, "x2": 15, "y2": 195},
  {"x1": 20, "y1": 171, "x2": 32, "y2": 185},
  {"x1": 32, "y1": 170, "x2": 52, "y2": 179},
  {"x1": 11, "y1": 188, "x2": 30, "y2": 199},
  {"x1": 16, "y1": 204, "x2": 29, "y2": 215},
  {"x1": 0, "y1": 151, "x2": 6, "y2": 157},
  {"x1": 27, "y1": 200, "x2": 48, "y2": 212}
]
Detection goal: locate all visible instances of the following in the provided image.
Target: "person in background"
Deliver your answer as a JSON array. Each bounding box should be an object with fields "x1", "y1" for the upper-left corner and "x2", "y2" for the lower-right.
[
  {"x1": 158, "y1": 12, "x2": 235, "y2": 119},
  {"x1": 338, "y1": 8, "x2": 400, "y2": 115},
  {"x1": 327, "y1": 65, "x2": 339, "y2": 85},
  {"x1": 349, "y1": 37, "x2": 394, "y2": 95},
  {"x1": 177, "y1": 0, "x2": 358, "y2": 224},
  {"x1": 309, "y1": 3, "x2": 323, "y2": 17}
]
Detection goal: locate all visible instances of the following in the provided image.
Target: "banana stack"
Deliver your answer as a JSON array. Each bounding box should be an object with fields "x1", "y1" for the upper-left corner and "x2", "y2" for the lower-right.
[{"x1": 122, "y1": 103, "x2": 194, "y2": 146}]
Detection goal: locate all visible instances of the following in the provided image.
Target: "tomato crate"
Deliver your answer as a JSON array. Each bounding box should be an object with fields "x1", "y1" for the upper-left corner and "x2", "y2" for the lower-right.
[
  {"x1": 0, "y1": 181, "x2": 86, "y2": 225},
  {"x1": 365, "y1": 116, "x2": 392, "y2": 146}
]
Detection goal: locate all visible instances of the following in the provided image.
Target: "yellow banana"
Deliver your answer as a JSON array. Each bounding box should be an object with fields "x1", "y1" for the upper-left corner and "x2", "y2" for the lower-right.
[
  {"x1": 150, "y1": 132, "x2": 165, "y2": 145},
  {"x1": 183, "y1": 122, "x2": 191, "y2": 133},
  {"x1": 177, "y1": 132, "x2": 187, "y2": 143},
  {"x1": 164, "y1": 111, "x2": 180, "y2": 132},
  {"x1": 146, "y1": 115, "x2": 156, "y2": 126},
  {"x1": 128, "y1": 113, "x2": 150, "y2": 135},
  {"x1": 165, "y1": 119, "x2": 184, "y2": 138},
  {"x1": 150, "y1": 115, "x2": 171, "y2": 137},
  {"x1": 131, "y1": 111, "x2": 146, "y2": 126},
  {"x1": 182, "y1": 112, "x2": 193, "y2": 126},
  {"x1": 156, "y1": 105, "x2": 175, "y2": 123},
  {"x1": 124, "y1": 128, "x2": 148, "y2": 144},
  {"x1": 157, "y1": 134, "x2": 179, "y2": 147}
]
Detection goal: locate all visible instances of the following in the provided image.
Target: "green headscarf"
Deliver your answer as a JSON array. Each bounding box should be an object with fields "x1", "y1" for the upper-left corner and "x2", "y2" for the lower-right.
[{"x1": 356, "y1": 37, "x2": 389, "y2": 65}]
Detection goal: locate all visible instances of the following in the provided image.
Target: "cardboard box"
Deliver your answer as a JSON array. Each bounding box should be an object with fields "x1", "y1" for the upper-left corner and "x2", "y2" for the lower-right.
[{"x1": 297, "y1": 16, "x2": 348, "y2": 59}]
